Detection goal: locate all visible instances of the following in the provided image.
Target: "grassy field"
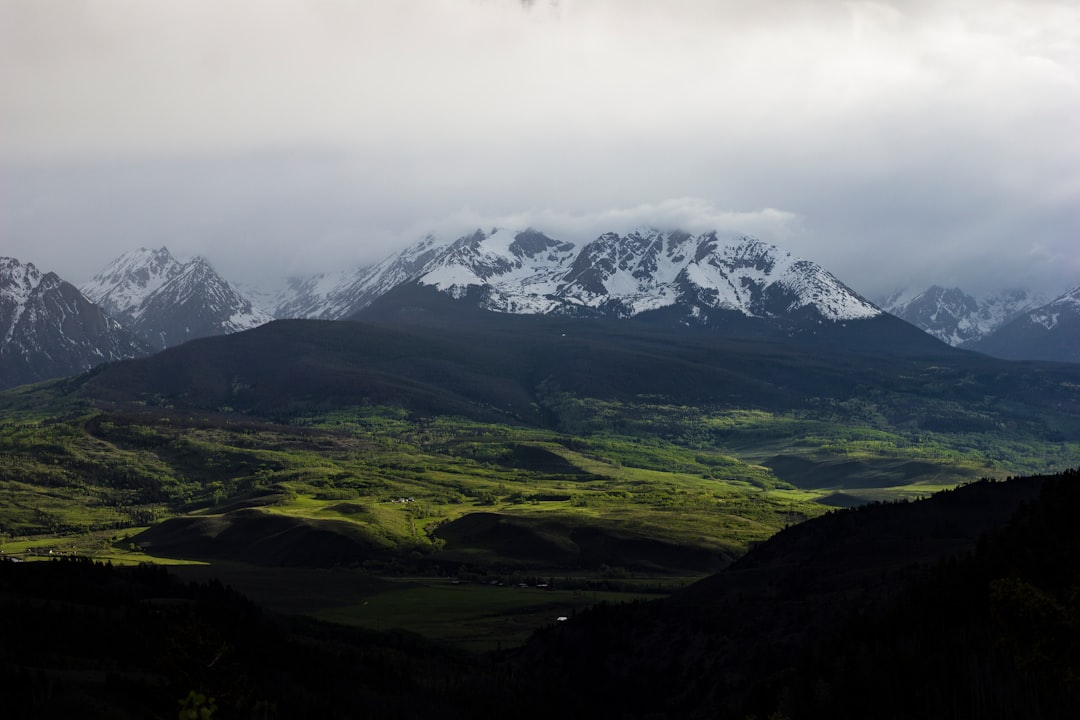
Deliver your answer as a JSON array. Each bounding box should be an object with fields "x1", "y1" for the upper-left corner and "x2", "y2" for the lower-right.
[
  {"x1": 4, "y1": 398, "x2": 1075, "y2": 555},
  {"x1": 3, "y1": 392, "x2": 1077, "y2": 648}
]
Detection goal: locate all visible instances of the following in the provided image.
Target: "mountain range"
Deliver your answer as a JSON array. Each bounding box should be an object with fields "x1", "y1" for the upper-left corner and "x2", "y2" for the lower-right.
[
  {"x1": 3, "y1": 237, "x2": 1078, "y2": 718},
  {"x1": 0, "y1": 249, "x2": 275, "y2": 389},
  {"x1": 0, "y1": 230, "x2": 883, "y2": 389},
  {"x1": 2, "y1": 229, "x2": 1077, "y2": 390},
  {"x1": 879, "y1": 285, "x2": 1047, "y2": 346},
  {"x1": 257, "y1": 228, "x2": 882, "y2": 326},
  {"x1": 242, "y1": 227, "x2": 1080, "y2": 360}
]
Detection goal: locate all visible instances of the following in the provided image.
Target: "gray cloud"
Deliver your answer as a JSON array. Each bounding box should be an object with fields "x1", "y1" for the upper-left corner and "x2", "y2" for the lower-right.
[{"x1": 1, "y1": 0, "x2": 1077, "y2": 299}]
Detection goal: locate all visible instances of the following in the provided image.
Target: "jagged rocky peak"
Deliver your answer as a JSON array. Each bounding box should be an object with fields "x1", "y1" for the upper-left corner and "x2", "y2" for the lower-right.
[
  {"x1": 882, "y1": 285, "x2": 1049, "y2": 347},
  {"x1": 267, "y1": 227, "x2": 881, "y2": 326},
  {"x1": 99, "y1": 246, "x2": 176, "y2": 285},
  {"x1": 420, "y1": 227, "x2": 577, "y2": 296},
  {"x1": 1, "y1": 256, "x2": 46, "y2": 318},
  {"x1": 407, "y1": 227, "x2": 881, "y2": 323},
  {"x1": 715, "y1": 235, "x2": 782, "y2": 273},
  {"x1": 82, "y1": 247, "x2": 272, "y2": 350},
  {"x1": 81, "y1": 246, "x2": 184, "y2": 323},
  {"x1": 1020, "y1": 284, "x2": 1080, "y2": 332},
  {"x1": 1, "y1": 256, "x2": 150, "y2": 389},
  {"x1": 508, "y1": 228, "x2": 573, "y2": 260},
  {"x1": 440, "y1": 229, "x2": 519, "y2": 281}
]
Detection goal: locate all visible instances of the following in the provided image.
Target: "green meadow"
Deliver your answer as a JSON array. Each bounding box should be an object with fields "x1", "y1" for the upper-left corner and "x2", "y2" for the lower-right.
[{"x1": 3, "y1": 391, "x2": 1078, "y2": 647}]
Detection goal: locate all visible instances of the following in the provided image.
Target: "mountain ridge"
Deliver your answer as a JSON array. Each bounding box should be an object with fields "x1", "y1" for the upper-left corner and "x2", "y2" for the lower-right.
[
  {"x1": 880, "y1": 284, "x2": 1049, "y2": 347},
  {"x1": 968, "y1": 284, "x2": 1080, "y2": 362},
  {"x1": 0, "y1": 257, "x2": 151, "y2": 389},
  {"x1": 271, "y1": 227, "x2": 883, "y2": 331}
]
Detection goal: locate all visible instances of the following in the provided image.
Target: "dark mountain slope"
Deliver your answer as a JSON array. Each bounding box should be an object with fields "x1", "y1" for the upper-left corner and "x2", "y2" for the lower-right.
[
  {"x1": 79, "y1": 318, "x2": 549, "y2": 422},
  {"x1": 68, "y1": 300, "x2": 1080, "y2": 439},
  {"x1": 357, "y1": 277, "x2": 947, "y2": 354}
]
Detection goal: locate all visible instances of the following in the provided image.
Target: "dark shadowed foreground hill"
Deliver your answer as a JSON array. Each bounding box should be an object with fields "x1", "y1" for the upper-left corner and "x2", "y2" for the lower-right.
[
  {"x1": 514, "y1": 470, "x2": 1080, "y2": 719},
  {"x1": 4, "y1": 469, "x2": 1077, "y2": 719}
]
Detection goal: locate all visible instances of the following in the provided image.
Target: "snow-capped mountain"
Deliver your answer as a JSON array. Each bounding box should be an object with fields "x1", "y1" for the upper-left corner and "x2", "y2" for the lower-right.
[
  {"x1": 419, "y1": 228, "x2": 881, "y2": 322},
  {"x1": 881, "y1": 286, "x2": 1047, "y2": 347},
  {"x1": 82, "y1": 248, "x2": 272, "y2": 349},
  {"x1": 1, "y1": 257, "x2": 151, "y2": 389},
  {"x1": 276, "y1": 228, "x2": 881, "y2": 326},
  {"x1": 968, "y1": 285, "x2": 1080, "y2": 363}
]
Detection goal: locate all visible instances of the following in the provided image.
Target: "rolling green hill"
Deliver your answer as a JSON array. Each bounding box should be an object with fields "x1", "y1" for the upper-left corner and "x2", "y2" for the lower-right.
[{"x1": 1, "y1": 308, "x2": 1078, "y2": 579}]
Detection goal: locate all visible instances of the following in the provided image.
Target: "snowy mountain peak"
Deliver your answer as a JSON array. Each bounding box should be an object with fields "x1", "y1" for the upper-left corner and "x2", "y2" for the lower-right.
[
  {"x1": 408, "y1": 228, "x2": 881, "y2": 323},
  {"x1": 882, "y1": 285, "x2": 1048, "y2": 347},
  {"x1": 263, "y1": 228, "x2": 881, "y2": 326},
  {"x1": 1, "y1": 256, "x2": 150, "y2": 389},
  {"x1": 967, "y1": 283, "x2": 1080, "y2": 362},
  {"x1": 81, "y1": 246, "x2": 183, "y2": 323},
  {"x1": 716, "y1": 236, "x2": 784, "y2": 272},
  {"x1": 1049, "y1": 285, "x2": 1080, "y2": 309},
  {"x1": 82, "y1": 249, "x2": 271, "y2": 349},
  {"x1": 421, "y1": 228, "x2": 577, "y2": 302},
  {"x1": 509, "y1": 229, "x2": 573, "y2": 261},
  {"x1": 1, "y1": 257, "x2": 46, "y2": 344},
  {"x1": 1027, "y1": 284, "x2": 1080, "y2": 331}
]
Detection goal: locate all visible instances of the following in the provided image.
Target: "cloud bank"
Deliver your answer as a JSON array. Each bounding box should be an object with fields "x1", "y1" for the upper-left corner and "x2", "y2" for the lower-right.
[{"x1": 1, "y1": 0, "x2": 1077, "y2": 298}]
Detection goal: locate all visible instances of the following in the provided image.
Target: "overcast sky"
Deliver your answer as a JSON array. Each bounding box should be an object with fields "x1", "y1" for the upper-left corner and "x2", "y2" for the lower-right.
[{"x1": 2, "y1": 0, "x2": 1077, "y2": 299}]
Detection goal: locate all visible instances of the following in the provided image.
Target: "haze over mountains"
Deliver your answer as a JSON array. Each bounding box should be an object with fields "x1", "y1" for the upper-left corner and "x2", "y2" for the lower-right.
[{"x1": 1, "y1": 228, "x2": 1077, "y2": 390}]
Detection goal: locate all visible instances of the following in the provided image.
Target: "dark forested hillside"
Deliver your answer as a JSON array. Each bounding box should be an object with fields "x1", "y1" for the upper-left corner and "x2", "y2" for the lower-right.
[
  {"x1": 67, "y1": 310, "x2": 1080, "y2": 432},
  {"x1": 0, "y1": 558, "x2": 496, "y2": 719},
  {"x1": 511, "y1": 469, "x2": 1080, "y2": 719}
]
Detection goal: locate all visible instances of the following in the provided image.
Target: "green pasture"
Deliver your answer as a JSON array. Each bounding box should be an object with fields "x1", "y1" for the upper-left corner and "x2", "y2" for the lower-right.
[
  {"x1": 2, "y1": 391, "x2": 1078, "y2": 652},
  {"x1": 3, "y1": 396, "x2": 1077, "y2": 596}
]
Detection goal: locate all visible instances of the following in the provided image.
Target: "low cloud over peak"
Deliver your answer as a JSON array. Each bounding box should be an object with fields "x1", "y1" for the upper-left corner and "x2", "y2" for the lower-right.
[{"x1": 2, "y1": 0, "x2": 1076, "y2": 299}]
